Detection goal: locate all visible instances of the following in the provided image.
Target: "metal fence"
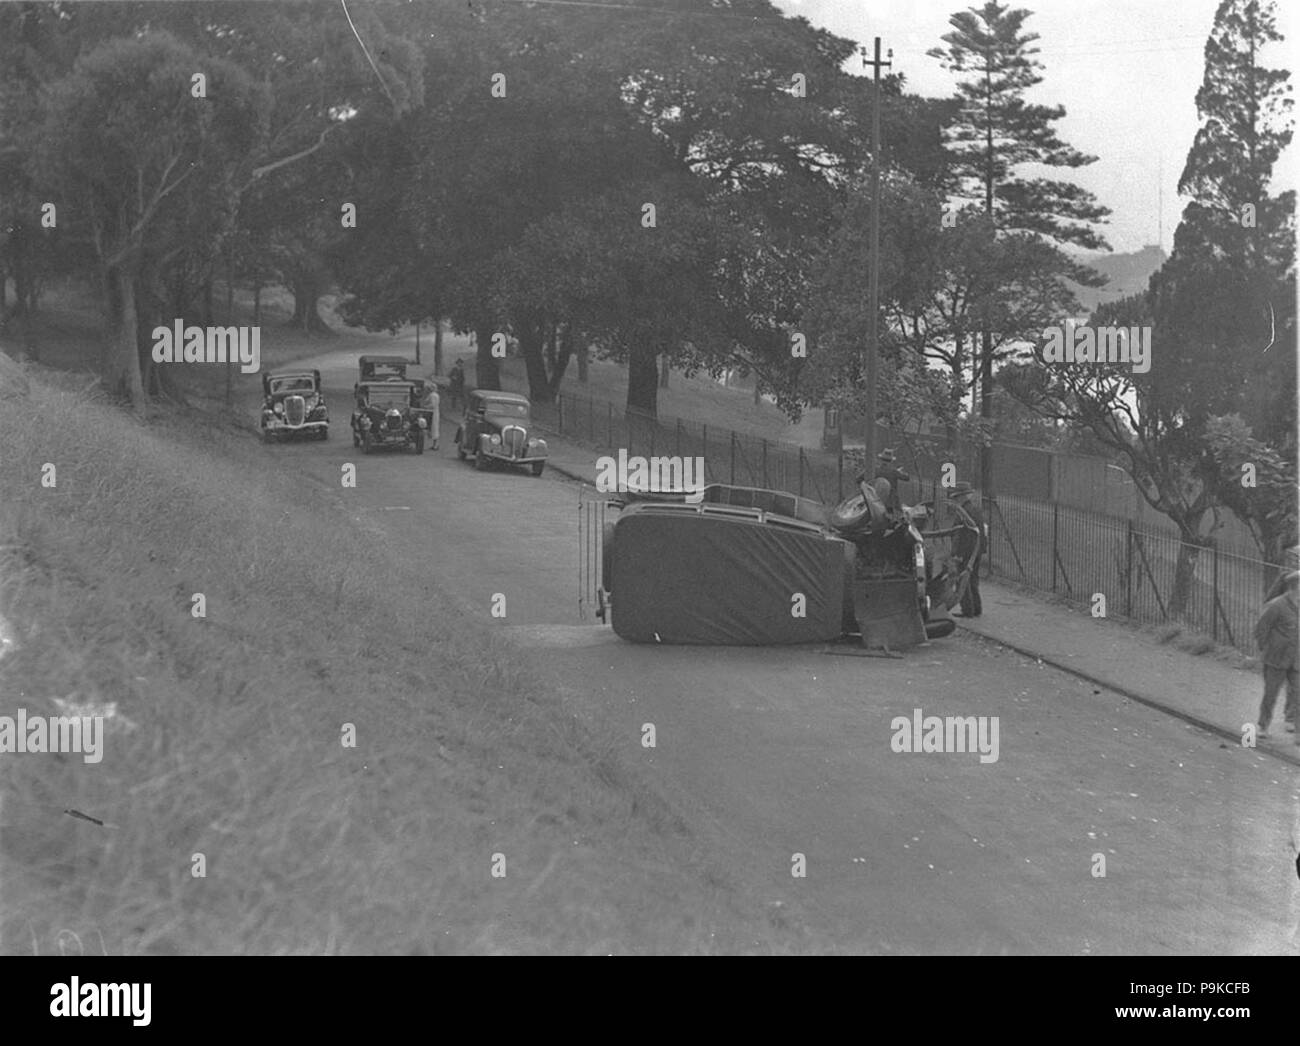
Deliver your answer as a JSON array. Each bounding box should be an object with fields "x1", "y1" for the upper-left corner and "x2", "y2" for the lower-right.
[{"x1": 537, "y1": 390, "x2": 1285, "y2": 653}]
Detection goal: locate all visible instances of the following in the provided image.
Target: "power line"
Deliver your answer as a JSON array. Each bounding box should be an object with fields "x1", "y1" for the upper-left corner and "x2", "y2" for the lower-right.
[{"x1": 340, "y1": 0, "x2": 399, "y2": 110}]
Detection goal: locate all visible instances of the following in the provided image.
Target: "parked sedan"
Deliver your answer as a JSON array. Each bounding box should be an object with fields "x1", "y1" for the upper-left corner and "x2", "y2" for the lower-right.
[
  {"x1": 454, "y1": 389, "x2": 547, "y2": 476},
  {"x1": 261, "y1": 370, "x2": 328, "y2": 441}
]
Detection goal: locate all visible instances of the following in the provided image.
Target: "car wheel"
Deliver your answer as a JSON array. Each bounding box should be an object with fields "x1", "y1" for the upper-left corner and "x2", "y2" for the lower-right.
[
  {"x1": 260, "y1": 428, "x2": 272, "y2": 444},
  {"x1": 455, "y1": 429, "x2": 466, "y2": 460},
  {"x1": 361, "y1": 430, "x2": 373, "y2": 455},
  {"x1": 531, "y1": 461, "x2": 545, "y2": 477},
  {"x1": 414, "y1": 429, "x2": 425, "y2": 455},
  {"x1": 474, "y1": 448, "x2": 489, "y2": 471},
  {"x1": 319, "y1": 426, "x2": 329, "y2": 441},
  {"x1": 830, "y1": 493, "x2": 878, "y2": 535},
  {"x1": 352, "y1": 428, "x2": 360, "y2": 448}
]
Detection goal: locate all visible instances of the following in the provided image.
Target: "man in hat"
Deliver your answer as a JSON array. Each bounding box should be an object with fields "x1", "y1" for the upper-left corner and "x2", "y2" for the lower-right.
[
  {"x1": 870, "y1": 448, "x2": 910, "y2": 515},
  {"x1": 1254, "y1": 571, "x2": 1299, "y2": 740},
  {"x1": 950, "y1": 482, "x2": 985, "y2": 617}
]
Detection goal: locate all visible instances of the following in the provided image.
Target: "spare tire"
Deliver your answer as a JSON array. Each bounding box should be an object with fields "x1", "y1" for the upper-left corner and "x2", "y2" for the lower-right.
[{"x1": 830, "y1": 485, "x2": 887, "y2": 535}]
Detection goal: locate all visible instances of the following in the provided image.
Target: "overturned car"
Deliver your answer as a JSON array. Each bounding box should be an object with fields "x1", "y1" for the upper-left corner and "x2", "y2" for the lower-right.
[{"x1": 588, "y1": 482, "x2": 980, "y2": 650}]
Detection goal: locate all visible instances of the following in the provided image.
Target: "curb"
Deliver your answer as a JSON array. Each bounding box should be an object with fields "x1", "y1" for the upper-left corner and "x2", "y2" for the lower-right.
[{"x1": 956, "y1": 622, "x2": 1300, "y2": 768}]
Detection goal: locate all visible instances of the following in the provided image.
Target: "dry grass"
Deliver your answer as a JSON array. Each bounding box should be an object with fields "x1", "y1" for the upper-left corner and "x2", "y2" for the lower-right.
[{"x1": 0, "y1": 360, "x2": 803, "y2": 955}]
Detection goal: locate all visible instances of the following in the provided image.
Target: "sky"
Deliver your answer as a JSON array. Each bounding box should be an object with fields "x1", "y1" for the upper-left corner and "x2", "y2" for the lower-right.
[{"x1": 773, "y1": 0, "x2": 1297, "y2": 254}]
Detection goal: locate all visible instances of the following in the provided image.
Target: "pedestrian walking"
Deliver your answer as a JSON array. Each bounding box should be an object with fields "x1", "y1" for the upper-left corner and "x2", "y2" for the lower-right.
[
  {"x1": 951, "y1": 482, "x2": 985, "y2": 618},
  {"x1": 1254, "y1": 571, "x2": 1299, "y2": 741}
]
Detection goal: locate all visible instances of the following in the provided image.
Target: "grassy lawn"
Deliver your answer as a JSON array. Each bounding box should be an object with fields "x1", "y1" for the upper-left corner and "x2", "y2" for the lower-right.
[{"x1": 0, "y1": 318, "x2": 807, "y2": 953}]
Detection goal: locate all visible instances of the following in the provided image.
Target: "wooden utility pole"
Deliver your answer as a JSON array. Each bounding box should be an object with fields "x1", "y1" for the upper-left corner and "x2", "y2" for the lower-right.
[{"x1": 863, "y1": 37, "x2": 891, "y2": 469}]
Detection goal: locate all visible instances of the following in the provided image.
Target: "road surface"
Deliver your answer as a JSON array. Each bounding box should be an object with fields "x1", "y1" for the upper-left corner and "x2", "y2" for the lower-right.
[{"x1": 262, "y1": 350, "x2": 1300, "y2": 954}]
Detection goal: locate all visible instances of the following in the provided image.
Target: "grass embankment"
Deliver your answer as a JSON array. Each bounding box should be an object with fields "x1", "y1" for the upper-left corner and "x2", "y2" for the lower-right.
[{"x1": 0, "y1": 362, "x2": 800, "y2": 954}]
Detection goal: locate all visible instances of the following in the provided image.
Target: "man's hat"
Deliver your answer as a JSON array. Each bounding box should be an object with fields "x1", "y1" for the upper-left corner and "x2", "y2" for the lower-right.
[
  {"x1": 950, "y1": 481, "x2": 975, "y2": 498},
  {"x1": 877, "y1": 448, "x2": 897, "y2": 462}
]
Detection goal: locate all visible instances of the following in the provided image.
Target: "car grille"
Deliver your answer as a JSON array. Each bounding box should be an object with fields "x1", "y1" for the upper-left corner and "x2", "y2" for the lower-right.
[
  {"x1": 285, "y1": 395, "x2": 306, "y2": 426},
  {"x1": 501, "y1": 425, "x2": 526, "y2": 458},
  {"x1": 386, "y1": 413, "x2": 404, "y2": 432}
]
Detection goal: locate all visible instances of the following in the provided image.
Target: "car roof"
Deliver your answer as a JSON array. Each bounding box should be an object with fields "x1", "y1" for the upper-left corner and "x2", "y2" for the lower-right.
[
  {"x1": 267, "y1": 371, "x2": 318, "y2": 380},
  {"x1": 359, "y1": 355, "x2": 411, "y2": 365},
  {"x1": 358, "y1": 379, "x2": 414, "y2": 389},
  {"x1": 471, "y1": 390, "x2": 530, "y2": 405}
]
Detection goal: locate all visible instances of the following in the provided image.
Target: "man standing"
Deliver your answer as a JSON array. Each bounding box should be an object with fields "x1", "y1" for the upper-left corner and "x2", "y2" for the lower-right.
[
  {"x1": 448, "y1": 358, "x2": 466, "y2": 412},
  {"x1": 871, "y1": 448, "x2": 910, "y2": 514},
  {"x1": 951, "y1": 482, "x2": 985, "y2": 618},
  {"x1": 1254, "y1": 571, "x2": 1299, "y2": 740}
]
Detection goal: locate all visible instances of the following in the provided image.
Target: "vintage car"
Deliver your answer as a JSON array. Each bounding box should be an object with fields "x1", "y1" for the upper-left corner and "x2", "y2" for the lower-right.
[
  {"x1": 350, "y1": 380, "x2": 429, "y2": 454},
  {"x1": 590, "y1": 482, "x2": 980, "y2": 649},
  {"x1": 454, "y1": 389, "x2": 548, "y2": 476},
  {"x1": 261, "y1": 370, "x2": 328, "y2": 441},
  {"x1": 354, "y1": 355, "x2": 438, "y2": 444},
  {"x1": 357, "y1": 354, "x2": 412, "y2": 382}
]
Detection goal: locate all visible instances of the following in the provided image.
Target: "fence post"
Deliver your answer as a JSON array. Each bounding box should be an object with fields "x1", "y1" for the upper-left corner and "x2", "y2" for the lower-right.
[
  {"x1": 1052, "y1": 502, "x2": 1059, "y2": 592},
  {"x1": 761, "y1": 438, "x2": 768, "y2": 487},
  {"x1": 1125, "y1": 520, "x2": 1133, "y2": 617},
  {"x1": 558, "y1": 395, "x2": 564, "y2": 433},
  {"x1": 730, "y1": 431, "x2": 736, "y2": 484},
  {"x1": 1211, "y1": 540, "x2": 1219, "y2": 641}
]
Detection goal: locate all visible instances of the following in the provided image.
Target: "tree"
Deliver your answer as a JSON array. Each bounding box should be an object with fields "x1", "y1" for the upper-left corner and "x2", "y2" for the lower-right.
[
  {"x1": 928, "y1": 1, "x2": 1109, "y2": 492},
  {"x1": 36, "y1": 32, "x2": 265, "y2": 409}
]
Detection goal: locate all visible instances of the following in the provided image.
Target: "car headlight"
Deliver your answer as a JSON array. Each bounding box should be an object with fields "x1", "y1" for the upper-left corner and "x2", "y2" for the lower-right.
[
  {"x1": 489, "y1": 434, "x2": 501, "y2": 445},
  {"x1": 418, "y1": 417, "x2": 427, "y2": 428},
  {"x1": 273, "y1": 402, "x2": 284, "y2": 415},
  {"x1": 360, "y1": 417, "x2": 372, "y2": 429}
]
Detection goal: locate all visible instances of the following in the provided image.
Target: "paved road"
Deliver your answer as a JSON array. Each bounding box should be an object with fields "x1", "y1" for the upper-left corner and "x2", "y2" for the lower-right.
[{"x1": 268, "y1": 351, "x2": 1300, "y2": 954}]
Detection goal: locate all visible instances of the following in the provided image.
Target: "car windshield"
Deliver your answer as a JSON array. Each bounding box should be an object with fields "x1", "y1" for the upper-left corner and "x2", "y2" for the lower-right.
[
  {"x1": 270, "y1": 376, "x2": 316, "y2": 394},
  {"x1": 364, "y1": 386, "x2": 410, "y2": 408},
  {"x1": 484, "y1": 400, "x2": 529, "y2": 419}
]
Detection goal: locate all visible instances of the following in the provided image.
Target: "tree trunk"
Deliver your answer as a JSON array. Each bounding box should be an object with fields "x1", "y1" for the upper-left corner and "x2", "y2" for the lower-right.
[
  {"x1": 660, "y1": 353, "x2": 671, "y2": 389},
  {"x1": 520, "y1": 318, "x2": 552, "y2": 402},
  {"x1": 202, "y1": 275, "x2": 214, "y2": 328},
  {"x1": 433, "y1": 318, "x2": 444, "y2": 376},
  {"x1": 947, "y1": 331, "x2": 965, "y2": 451},
  {"x1": 576, "y1": 340, "x2": 588, "y2": 383},
  {"x1": 108, "y1": 265, "x2": 146, "y2": 411},
  {"x1": 474, "y1": 324, "x2": 501, "y2": 390},
  {"x1": 290, "y1": 276, "x2": 330, "y2": 333},
  {"x1": 626, "y1": 346, "x2": 660, "y2": 417},
  {"x1": 979, "y1": 328, "x2": 994, "y2": 495},
  {"x1": 548, "y1": 323, "x2": 574, "y2": 397},
  {"x1": 1170, "y1": 536, "x2": 1206, "y2": 620}
]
